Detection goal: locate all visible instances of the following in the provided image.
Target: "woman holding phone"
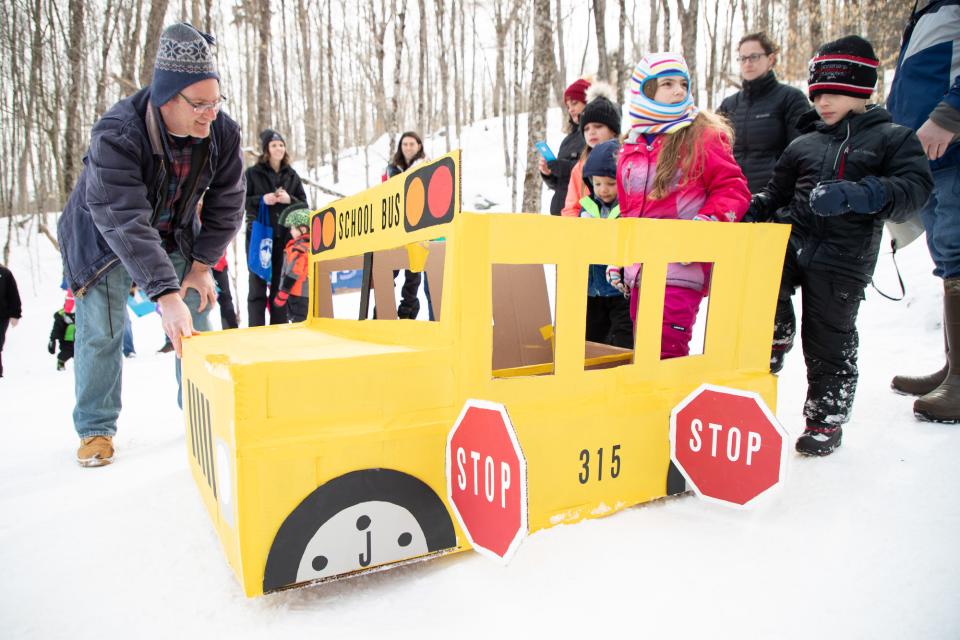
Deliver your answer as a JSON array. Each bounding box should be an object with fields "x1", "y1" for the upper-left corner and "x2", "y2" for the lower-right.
[
  {"x1": 244, "y1": 129, "x2": 308, "y2": 326},
  {"x1": 540, "y1": 77, "x2": 591, "y2": 215}
]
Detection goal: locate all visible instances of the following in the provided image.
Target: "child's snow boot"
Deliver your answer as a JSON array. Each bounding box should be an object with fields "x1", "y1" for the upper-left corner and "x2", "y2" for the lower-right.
[
  {"x1": 915, "y1": 278, "x2": 960, "y2": 423},
  {"x1": 56, "y1": 360, "x2": 65, "y2": 371},
  {"x1": 796, "y1": 422, "x2": 842, "y2": 456}
]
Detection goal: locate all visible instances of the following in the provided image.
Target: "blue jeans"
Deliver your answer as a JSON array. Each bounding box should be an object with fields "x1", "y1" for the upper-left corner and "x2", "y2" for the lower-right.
[
  {"x1": 122, "y1": 312, "x2": 135, "y2": 356},
  {"x1": 73, "y1": 253, "x2": 211, "y2": 438},
  {"x1": 921, "y1": 165, "x2": 960, "y2": 280}
]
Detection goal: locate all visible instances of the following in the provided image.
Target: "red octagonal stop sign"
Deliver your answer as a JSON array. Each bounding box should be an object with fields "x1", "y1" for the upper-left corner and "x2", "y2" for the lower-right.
[
  {"x1": 670, "y1": 384, "x2": 788, "y2": 508},
  {"x1": 446, "y1": 399, "x2": 528, "y2": 563}
]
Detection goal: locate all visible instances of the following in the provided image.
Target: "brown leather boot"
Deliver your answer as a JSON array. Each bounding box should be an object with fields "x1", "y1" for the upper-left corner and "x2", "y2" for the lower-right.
[
  {"x1": 77, "y1": 436, "x2": 115, "y2": 467},
  {"x1": 915, "y1": 278, "x2": 960, "y2": 423},
  {"x1": 891, "y1": 326, "x2": 947, "y2": 396}
]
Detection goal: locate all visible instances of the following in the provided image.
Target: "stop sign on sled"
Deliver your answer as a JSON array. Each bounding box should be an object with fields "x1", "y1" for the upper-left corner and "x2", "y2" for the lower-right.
[
  {"x1": 446, "y1": 399, "x2": 528, "y2": 563},
  {"x1": 670, "y1": 384, "x2": 788, "y2": 508}
]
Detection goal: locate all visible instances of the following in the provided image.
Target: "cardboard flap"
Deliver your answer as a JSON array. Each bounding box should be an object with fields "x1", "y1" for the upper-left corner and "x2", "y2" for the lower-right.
[{"x1": 492, "y1": 264, "x2": 554, "y2": 371}]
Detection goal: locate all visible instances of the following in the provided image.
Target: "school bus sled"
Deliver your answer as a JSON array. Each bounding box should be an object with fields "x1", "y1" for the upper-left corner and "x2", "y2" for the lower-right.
[{"x1": 181, "y1": 151, "x2": 790, "y2": 597}]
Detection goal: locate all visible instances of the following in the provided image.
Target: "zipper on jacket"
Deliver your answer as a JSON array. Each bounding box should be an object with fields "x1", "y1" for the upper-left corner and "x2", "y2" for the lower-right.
[
  {"x1": 74, "y1": 257, "x2": 120, "y2": 299},
  {"x1": 832, "y1": 121, "x2": 852, "y2": 177}
]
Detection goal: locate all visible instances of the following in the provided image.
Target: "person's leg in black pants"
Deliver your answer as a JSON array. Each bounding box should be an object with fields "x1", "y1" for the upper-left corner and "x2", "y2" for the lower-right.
[
  {"x1": 0, "y1": 317, "x2": 8, "y2": 377},
  {"x1": 771, "y1": 250, "x2": 802, "y2": 373},
  {"x1": 606, "y1": 296, "x2": 634, "y2": 349},
  {"x1": 213, "y1": 266, "x2": 238, "y2": 329},
  {"x1": 267, "y1": 231, "x2": 289, "y2": 325},
  {"x1": 799, "y1": 268, "x2": 866, "y2": 427},
  {"x1": 246, "y1": 228, "x2": 268, "y2": 327}
]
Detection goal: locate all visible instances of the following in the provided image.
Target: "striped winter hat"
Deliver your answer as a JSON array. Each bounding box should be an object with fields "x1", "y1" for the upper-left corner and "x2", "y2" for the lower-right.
[
  {"x1": 627, "y1": 53, "x2": 699, "y2": 134},
  {"x1": 808, "y1": 35, "x2": 879, "y2": 100}
]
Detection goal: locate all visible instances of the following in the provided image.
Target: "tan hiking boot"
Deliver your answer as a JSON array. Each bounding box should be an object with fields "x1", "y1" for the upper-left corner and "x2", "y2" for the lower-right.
[{"x1": 77, "y1": 436, "x2": 114, "y2": 467}]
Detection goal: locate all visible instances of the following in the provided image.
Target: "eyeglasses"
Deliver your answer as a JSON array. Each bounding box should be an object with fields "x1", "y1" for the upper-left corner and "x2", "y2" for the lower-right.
[
  {"x1": 178, "y1": 92, "x2": 228, "y2": 114},
  {"x1": 737, "y1": 53, "x2": 768, "y2": 64}
]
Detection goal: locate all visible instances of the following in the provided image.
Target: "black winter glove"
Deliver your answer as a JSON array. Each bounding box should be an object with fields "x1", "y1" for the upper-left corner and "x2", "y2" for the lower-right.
[
  {"x1": 809, "y1": 177, "x2": 887, "y2": 217},
  {"x1": 743, "y1": 194, "x2": 771, "y2": 223},
  {"x1": 48, "y1": 339, "x2": 56, "y2": 355}
]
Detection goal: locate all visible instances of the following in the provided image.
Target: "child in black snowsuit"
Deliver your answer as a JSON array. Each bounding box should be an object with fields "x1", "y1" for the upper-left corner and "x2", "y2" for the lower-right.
[
  {"x1": 49, "y1": 301, "x2": 76, "y2": 371},
  {"x1": 746, "y1": 36, "x2": 933, "y2": 456}
]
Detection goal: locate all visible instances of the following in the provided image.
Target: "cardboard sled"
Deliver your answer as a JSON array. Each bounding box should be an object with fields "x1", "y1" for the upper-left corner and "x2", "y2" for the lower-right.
[{"x1": 181, "y1": 151, "x2": 790, "y2": 596}]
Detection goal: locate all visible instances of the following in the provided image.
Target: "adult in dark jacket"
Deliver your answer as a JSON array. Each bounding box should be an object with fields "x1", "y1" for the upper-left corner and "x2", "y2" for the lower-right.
[
  {"x1": 57, "y1": 23, "x2": 244, "y2": 467},
  {"x1": 718, "y1": 32, "x2": 810, "y2": 194},
  {"x1": 244, "y1": 129, "x2": 308, "y2": 326},
  {"x1": 887, "y1": 0, "x2": 960, "y2": 422},
  {"x1": 384, "y1": 131, "x2": 431, "y2": 319},
  {"x1": 539, "y1": 78, "x2": 590, "y2": 215},
  {"x1": 747, "y1": 36, "x2": 933, "y2": 456},
  {"x1": 0, "y1": 264, "x2": 22, "y2": 378}
]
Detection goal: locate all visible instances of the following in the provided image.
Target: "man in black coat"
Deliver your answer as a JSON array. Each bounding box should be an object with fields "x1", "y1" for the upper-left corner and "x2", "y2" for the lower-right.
[
  {"x1": 57, "y1": 23, "x2": 244, "y2": 467},
  {"x1": 747, "y1": 36, "x2": 933, "y2": 456},
  {"x1": 0, "y1": 264, "x2": 21, "y2": 378}
]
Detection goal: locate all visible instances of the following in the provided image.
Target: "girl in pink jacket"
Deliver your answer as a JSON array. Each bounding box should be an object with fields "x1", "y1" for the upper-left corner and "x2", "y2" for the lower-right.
[{"x1": 618, "y1": 53, "x2": 750, "y2": 358}]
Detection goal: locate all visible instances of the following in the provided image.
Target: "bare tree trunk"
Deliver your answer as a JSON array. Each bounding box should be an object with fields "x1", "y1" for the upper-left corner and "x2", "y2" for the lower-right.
[
  {"x1": 553, "y1": 0, "x2": 567, "y2": 102},
  {"x1": 418, "y1": 0, "x2": 428, "y2": 133},
  {"x1": 139, "y1": 0, "x2": 169, "y2": 88},
  {"x1": 327, "y1": 0, "x2": 339, "y2": 181},
  {"x1": 470, "y1": 6, "x2": 478, "y2": 123},
  {"x1": 615, "y1": 0, "x2": 626, "y2": 96},
  {"x1": 806, "y1": 0, "x2": 822, "y2": 53},
  {"x1": 434, "y1": 0, "x2": 451, "y2": 151},
  {"x1": 511, "y1": 22, "x2": 521, "y2": 208},
  {"x1": 786, "y1": 0, "x2": 800, "y2": 82},
  {"x1": 94, "y1": 0, "x2": 120, "y2": 119},
  {"x1": 389, "y1": 0, "x2": 408, "y2": 152},
  {"x1": 119, "y1": 0, "x2": 144, "y2": 95},
  {"x1": 676, "y1": 0, "x2": 698, "y2": 99},
  {"x1": 523, "y1": 0, "x2": 552, "y2": 213},
  {"x1": 660, "y1": 0, "x2": 671, "y2": 51},
  {"x1": 62, "y1": 0, "x2": 85, "y2": 202},
  {"x1": 649, "y1": 0, "x2": 659, "y2": 53},
  {"x1": 492, "y1": 0, "x2": 515, "y2": 118},
  {"x1": 297, "y1": 0, "x2": 318, "y2": 169},
  {"x1": 256, "y1": 0, "x2": 272, "y2": 132},
  {"x1": 455, "y1": 0, "x2": 465, "y2": 137},
  {"x1": 594, "y1": 0, "x2": 609, "y2": 81}
]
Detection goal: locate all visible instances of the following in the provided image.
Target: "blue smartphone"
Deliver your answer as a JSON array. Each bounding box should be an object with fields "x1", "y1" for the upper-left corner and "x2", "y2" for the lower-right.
[{"x1": 535, "y1": 141, "x2": 557, "y2": 162}]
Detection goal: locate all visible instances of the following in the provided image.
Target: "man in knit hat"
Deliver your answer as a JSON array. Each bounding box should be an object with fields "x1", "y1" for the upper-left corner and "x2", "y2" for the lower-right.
[
  {"x1": 57, "y1": 22, "x2": 244, "y2": 467},
  {"x1": 746, "y1": 35, "x2": 932, "y2": 456}
]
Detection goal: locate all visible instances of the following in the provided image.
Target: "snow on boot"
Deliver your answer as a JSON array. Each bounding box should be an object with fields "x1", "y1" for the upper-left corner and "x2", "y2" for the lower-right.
[
  {"x1": 892, "y1": 327, "x2": 947, "y2": 396},
  {"x1": 796, "y1": 423, "x2": 842, "y2": 456},
  {"x1": 915, "y1": 278, "x2": 960, "y2": 423}
]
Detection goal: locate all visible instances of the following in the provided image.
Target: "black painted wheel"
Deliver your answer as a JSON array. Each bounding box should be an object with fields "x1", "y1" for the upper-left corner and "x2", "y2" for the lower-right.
[{"x1": 263, "y1": 469, "x2": 457, "y2": 592}]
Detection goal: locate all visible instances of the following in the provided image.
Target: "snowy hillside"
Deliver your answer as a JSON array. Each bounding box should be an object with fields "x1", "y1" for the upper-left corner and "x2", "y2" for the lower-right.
[{"x1": 1, "y1": 110, "x2": 958, "y2": 639}]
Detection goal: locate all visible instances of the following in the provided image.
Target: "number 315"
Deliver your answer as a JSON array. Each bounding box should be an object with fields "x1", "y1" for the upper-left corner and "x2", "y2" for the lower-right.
[{"x1": 578, "y1": 445, "x2": 621, "y2": 484}]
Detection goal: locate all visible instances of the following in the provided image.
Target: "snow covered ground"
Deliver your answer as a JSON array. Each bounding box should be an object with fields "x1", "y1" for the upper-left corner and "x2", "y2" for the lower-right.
[{"x1": 2, "y1": 112, "x2": 959, "y2": 638}]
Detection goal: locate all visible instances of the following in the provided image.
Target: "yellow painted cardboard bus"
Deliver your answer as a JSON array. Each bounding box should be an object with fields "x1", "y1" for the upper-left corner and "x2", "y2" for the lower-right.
[{"x1": 180, "y1": 151, "x2": 789, "y2": 596}]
